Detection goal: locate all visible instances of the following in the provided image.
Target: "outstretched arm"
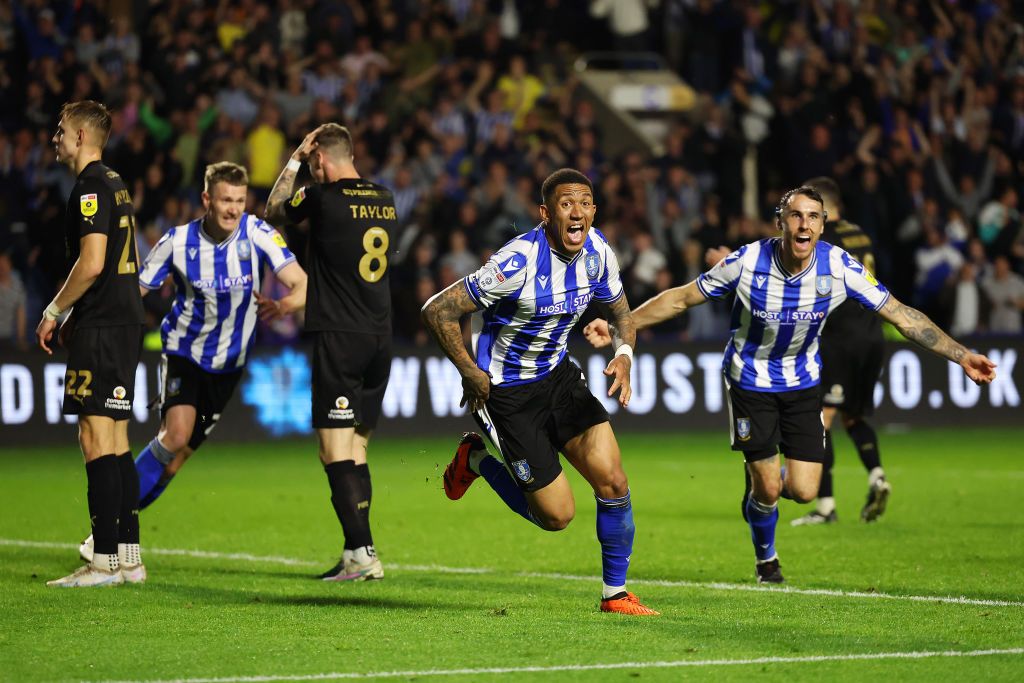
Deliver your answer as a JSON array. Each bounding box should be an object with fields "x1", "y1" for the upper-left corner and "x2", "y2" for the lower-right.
[
  {"x1": 877, "y1": 295, "x2": 996, "y2": 384},
  {"x1": 421, "y1": 282, "x2": 491, "y2": 412},
  {"x1": 583, "y1": 279, "x2": 708, "y2": 348}
]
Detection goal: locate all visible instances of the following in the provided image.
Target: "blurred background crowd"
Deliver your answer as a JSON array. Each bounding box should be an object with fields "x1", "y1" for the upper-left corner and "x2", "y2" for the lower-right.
[{"x1": 2, "y1": 0, "x2": 1024, "y2": 352}]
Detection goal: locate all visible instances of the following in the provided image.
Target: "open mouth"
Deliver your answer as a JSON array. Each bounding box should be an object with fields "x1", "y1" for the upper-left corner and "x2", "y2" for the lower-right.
[
  {"x1": 795, "y1": 234, "x2": 812, "y2": 247},
  {"x1": 566, "y1": 223, "x2": 586, "y2": 246}
]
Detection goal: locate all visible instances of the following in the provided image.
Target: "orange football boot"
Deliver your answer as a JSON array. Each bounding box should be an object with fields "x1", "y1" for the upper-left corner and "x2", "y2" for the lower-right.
[
  {"x1": 443, "y1": 432, "x2": 484, "y2": 500},
  {"x1": 600, "y1": 591, "x2": 660, "y2": 616}
]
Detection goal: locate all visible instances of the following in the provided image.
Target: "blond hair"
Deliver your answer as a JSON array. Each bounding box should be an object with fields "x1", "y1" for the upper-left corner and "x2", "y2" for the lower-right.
[
  {"x1": 204, "y1": 161, "x2": 249, "y2": 193},
  {"x1": 59, "y1": 100, "x2": 112, "y2": 146},
  {"x1": 314, "y1": 123, "x2": 354, "y2": 160}
]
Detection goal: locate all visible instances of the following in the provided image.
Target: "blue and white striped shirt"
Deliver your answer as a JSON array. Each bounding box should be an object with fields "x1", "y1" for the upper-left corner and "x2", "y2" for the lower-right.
[
  {"x1": 464, "y1": 225, "x2": 623, "y2": 386},
  {"x1": 697, "y1": 238, "x2": 889, "y2": 392},
  {"x1": 139, "y1": 214, "x2": 296, "y2": 373}
]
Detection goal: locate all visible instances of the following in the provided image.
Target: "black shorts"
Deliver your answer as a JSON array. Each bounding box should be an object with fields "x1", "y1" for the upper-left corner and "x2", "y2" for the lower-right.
[
  {"x1": 473, "y1": 357, "x2": 610, "y2": 493},
  {"x1": 819, "y1": 336, "x2": 884, "y2": 416},
  {"x1": 63, "y1": 325, "x2": 143, "y2": 419},
  {"x1": 312, "y1": 331, "x2": 392, "y2": 430},
  {"x1": 158, "y1": 354, "x2": 242, "y2": 450},
  {"x1": 725, "y1": 380, "x2": 825, "y2": 463}
]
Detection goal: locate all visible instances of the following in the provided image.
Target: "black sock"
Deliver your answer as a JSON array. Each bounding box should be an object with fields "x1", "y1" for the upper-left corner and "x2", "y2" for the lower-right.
[
  {"x1": 819, "y1": 430, "x2": 835, "y2": 498},
  {"x1": 847, "y1": 420, "x2": 881, "y2": 472},
  {"x1": 325, "y1": 460, "x2": 373, "y2": 550},
  {"x1": 85, "y1": 454, "x2": 122, "y2": 556},
  {"x1": 356, "y1": 462, "x2": 372, "y2": 539},
  {"x1": 116, "y1": 452, "x2": 140, "y2": 545}
]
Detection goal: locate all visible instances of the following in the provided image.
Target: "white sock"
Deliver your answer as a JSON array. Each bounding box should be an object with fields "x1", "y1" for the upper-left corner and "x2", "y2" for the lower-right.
[
  {"x1": 118, "y1": 543, "x2": 141, "y2": 567},
  {"x1": 342, "y1": 548, "x2": 354, "y2": 564},
  {"x1": 468, "y1": 449, "x2": 488, "y2": 475},
  {"x1": 817, "y1": 497, "x2": 836, "y2": 515},
  {"x1": 351, "y1": 545, "x2": 377, "y2": 564},
  {"x1": 602, "y1": 583, "x2": 626, "y2": 599},
  {"x1": 92, "y1": 552, "x2": 119, "y2": 573},
  {"x1": 868, "y1": 467, "x2": 885, "y2": 487}
]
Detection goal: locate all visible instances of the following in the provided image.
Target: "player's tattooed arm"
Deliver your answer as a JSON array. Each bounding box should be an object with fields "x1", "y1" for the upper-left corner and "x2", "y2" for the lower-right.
[
  {"x1": 265, "y1": 128, "x2": 320, "y2": 226},
  {"x1": 879, "y1": 295, "x2": 997, "y2": 385},
  {"x1": 421, "y1": 282, "x2": 491, "y2": 410},
  {"x1": 584, "y1": 280, "x2": 707, "y2": 349},
  {"x1": 603, "y1": 295, "x2": 636, "y2": 351}
]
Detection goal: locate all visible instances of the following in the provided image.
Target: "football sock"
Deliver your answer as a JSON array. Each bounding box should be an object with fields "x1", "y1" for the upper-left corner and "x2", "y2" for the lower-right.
[
  {"x1": 868, "y1": 466, "x2": 886, "y2": 487},
  {"x1": 817, "y1": 496, "x2": 836, "y2": 515},
  {"x1": 847, "y1": 419, "x2": 882, "y2": 472},
  {"x1": 477, "y1": 454, "x2": 540, "y2": 527},
  {"x1": 116, "y1": 452, "x2": 140, "y2": 544},
  {"x1": 745, "y1": 495, "x2": 779, "y2": 562},
  {"x1": 596, "y1": 491, "x2": 634, "y2": 598},
  {"x1": 325, "y1": 460, "x2": 373, "y2": 550},
  {"x1": 350, "y1": 545, "x2": 377, "y2": 565},
  {"x1": 356, "y1": 462, "x2": 372, "y2": 538},
  {"x1": 85, "y1": 454, "x2": 122, "y2": 558},
  {"x1": 136, "y1": 439, "x2": 175, "y2": 509},
  {"x1": 819, "y1": 430, "x2": 835, "y2": 498}
]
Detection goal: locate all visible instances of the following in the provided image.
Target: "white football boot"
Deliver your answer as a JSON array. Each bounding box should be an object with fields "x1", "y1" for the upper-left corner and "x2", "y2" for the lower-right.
[{"x1": 47, "y1": 564, "x2": 124, "y2": 588}]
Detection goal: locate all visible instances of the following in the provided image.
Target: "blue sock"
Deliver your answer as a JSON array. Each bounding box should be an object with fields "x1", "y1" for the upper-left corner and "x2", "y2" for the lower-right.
[
  {"x1": 596, "y1": 491, "x2": 635, "y2": 590},
  {"x1": 478, "y1": 455, "x2": 540, "y2": 527},
  {"x1": 745, "y1": 495, "x2": 779, "y2": 561},
  {"x1": 135, "y1": 440, "x2": 173, "y2": 510}
]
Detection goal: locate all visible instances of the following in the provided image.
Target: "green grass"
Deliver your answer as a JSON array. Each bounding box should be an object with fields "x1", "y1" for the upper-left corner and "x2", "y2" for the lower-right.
[{"x1": 1, "y1": 428, "x2": 1022, "y2": 682}]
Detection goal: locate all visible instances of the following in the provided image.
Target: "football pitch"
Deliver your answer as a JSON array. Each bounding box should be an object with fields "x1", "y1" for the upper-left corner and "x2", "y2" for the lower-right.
[{"x1": 1, "y1": 428, "x2": 1022, "y2": 682}]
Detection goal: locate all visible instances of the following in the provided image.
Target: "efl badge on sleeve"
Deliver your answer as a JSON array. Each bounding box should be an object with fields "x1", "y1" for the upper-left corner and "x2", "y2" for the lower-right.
[
  {"x1": 511, "y1": 459, "x2": 532, "y2": 482},
  {"x1": 236, "y1": 239, "x2": 251, "y2": 259},
  {"x1": 272, "y1": 232, "x2": 288, "y2": 248},
  {"x1": 816, "y1": 275, "x2": 832, "y2": 296},
  {"x1": 290, "y1": 187, "x2": 306, "y2": 207},
  {"x1": 80, "y1": 193, "x2": 98, "y2": 217},
  {"x1": 585, "y1": 252, "x2": 601, "y2": 280},
  {"x1": 737, "y1": 418, "x2": 752, "y2": 442}
]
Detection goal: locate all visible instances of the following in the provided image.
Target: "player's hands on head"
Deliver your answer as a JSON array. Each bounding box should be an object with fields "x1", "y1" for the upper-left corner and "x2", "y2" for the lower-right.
[
  {"x1": 583, "y1": 319, "x2": 612, "y2": 348},
  {"x1": 604, "y1": 355, "x2": 632, "y2": 407},
  {"x1": 294, "y1": 127, "x2": 321, "y2": 161},
  {"x1": 961, "y1": 352, "x2": 997, "y2": 385},
  {"x1": 460, "y1": 367, "x2": 491, "y2": 413},
  {"x1": 35, "y1": 317, "x2": 57, "y2": 355}
]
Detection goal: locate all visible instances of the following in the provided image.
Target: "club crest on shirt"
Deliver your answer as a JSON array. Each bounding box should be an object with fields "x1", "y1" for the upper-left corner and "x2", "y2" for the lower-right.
[
  {"x1": 816, "y1": 275, "x2": 832, "y2": 296},
  {"x1": 737, "y1": 418, "x2": 751, "y2": 441},
  {"x1": 585, "y1": 252, "x2": 600, "y2": 280},
  {"x1": 236, "y1": 239, "x2": 251, "y2": 259},
  {"x1": 80, "y1": 193, "x2": 98, "y2": 217},
  {"x1": 511, "y1": 459, "x2": 532, "y2": 482}
]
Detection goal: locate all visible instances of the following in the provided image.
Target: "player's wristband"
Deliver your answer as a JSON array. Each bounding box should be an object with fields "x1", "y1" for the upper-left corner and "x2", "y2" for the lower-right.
[
  {"x1": 43, "y1": 301, "x2": 63, "y2": 321},
  {"x1": 286, "y1": 158, "x2": 302, "y2": 172},
  {"x1": 614, "y1": 344, "x2": 634, "y2": 361}
]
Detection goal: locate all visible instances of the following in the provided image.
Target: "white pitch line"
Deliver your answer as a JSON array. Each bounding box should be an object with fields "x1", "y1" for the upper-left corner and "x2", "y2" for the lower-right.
[
  {"x1": 97, "y1": 648, "x2": 1024, "y2": 683},
  {"x1": 3, "y1": 538, "x2": 1022, "y2": 608}
]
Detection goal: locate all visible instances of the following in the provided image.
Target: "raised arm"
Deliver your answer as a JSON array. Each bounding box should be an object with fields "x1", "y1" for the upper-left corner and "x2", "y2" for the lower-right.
[
  {"x1": 421, "y1": 282, "x2": 490, "y2": 411},
  {"x1": 265, "y1": 128, "x2": 320, "y2": 227},
  {"x1": 877, "y1": 295, "x2": 996, "y2": 384},
  {"x1": 583, "y1": 279, "x2": 708, "y2": 348}
]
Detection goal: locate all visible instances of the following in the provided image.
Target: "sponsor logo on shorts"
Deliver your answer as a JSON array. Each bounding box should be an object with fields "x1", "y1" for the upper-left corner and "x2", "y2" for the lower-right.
[
  {"x1": 104, "y1": 386, "x2": 131, "y2": 411},
  {"x1": 511, "y1": 459, "x2": 533, "y2": 483},
  {"x1": 167, "y1": 377, "x2": 182, "y2": 397},
  {"x1": 816, "y1": 275, "x2": 833, "y2": 296},
  {"x1": 329, "y1": 395, "x2": 354, "y2": 421},
  {"x1": 737, "y1": 418, "x2": 751, "y2": 441}
]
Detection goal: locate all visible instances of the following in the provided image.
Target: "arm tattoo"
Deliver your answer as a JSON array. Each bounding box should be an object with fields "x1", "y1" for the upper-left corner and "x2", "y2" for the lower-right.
[
  {"x1": 604, "y1": 296, "x2": 636, "y2": 350},
  {"x1": 421, "y1": 284, "x2": 478, "y2": 374},
  {"x1": 882, "y1": 298, "x2": 967, "y2": 363},
  {"x1": 264, "y1": 167, "x2": 299, "y2": 226}
]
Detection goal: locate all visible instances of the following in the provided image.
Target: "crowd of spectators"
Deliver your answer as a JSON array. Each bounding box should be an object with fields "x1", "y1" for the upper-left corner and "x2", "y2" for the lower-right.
[{"x1": 2, "y1": 0, "x2": 1024, "y2": 352}]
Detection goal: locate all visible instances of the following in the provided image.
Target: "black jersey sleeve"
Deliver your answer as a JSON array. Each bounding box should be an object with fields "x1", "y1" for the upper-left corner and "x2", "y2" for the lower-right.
[
  {"x1": 283, "y1": 183, "x2": 320, "y2": 224},
  {"x1": 74, "y1": 176, "x2": 113, "y2": 238}
]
